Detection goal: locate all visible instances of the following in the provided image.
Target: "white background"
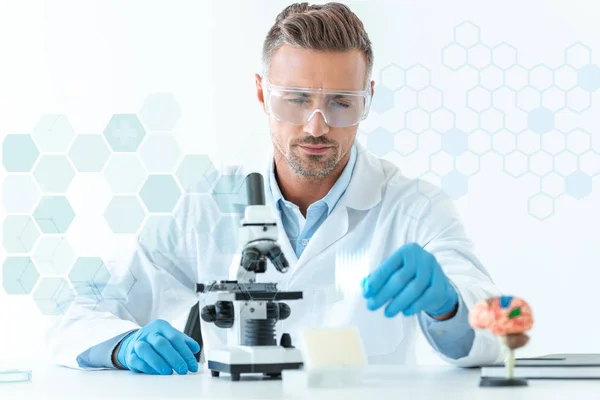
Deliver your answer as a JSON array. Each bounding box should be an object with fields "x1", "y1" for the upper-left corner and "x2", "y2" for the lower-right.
[{"x1": 1, "y1": 0, "x2": 600, "y2": 369}]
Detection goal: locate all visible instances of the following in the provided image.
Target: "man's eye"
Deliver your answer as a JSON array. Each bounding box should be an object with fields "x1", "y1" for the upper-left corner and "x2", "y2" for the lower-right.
[
  {"x1": 332, "y1": 101, "x2": 351, "y2": 108},
  {"x1": 287, "y1": 97, "x2": 309, "y2": 104},
  {"x1": 330, "y1": 96, "x2": 354, "y2": 108}
]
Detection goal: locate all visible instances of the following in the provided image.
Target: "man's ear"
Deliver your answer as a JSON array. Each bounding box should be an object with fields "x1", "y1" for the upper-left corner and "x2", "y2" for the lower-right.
[
  {"x1": 370, "y1": 80, "x2": 375, "y2": 97},
  {"x1": 255, "y1": 73, "x2": 267, "y2": 114}
]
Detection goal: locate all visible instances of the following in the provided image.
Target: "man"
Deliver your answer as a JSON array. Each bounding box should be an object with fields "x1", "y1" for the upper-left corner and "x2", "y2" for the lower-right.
[{"x1": 48, "y1": 2, "x2": 504, "y2": 375}]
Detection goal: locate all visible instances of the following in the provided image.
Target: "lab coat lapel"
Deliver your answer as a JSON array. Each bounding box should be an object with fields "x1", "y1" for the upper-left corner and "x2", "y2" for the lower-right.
[
  {"x1": 272, "y1": 200, "x2": 298, "y2": 268},
  {"x1": 295, "y1": 205, "x2": 349, "y2": 268}
]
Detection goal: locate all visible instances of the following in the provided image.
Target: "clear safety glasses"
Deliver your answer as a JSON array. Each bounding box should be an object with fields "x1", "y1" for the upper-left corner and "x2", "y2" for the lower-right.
[{"x1": 262, "y1": 80, "x2": 372, "y2": 128}]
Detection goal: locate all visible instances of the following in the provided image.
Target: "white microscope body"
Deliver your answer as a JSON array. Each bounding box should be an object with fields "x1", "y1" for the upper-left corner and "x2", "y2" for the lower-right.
[{"x1": 197, "y1": 173, "x2": 304, "y2": 381}]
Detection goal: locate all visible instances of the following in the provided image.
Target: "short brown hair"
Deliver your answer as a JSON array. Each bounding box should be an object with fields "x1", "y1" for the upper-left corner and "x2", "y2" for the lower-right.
[{"x1": 262, "y1": 2, "x2": 374, "y2": 80}]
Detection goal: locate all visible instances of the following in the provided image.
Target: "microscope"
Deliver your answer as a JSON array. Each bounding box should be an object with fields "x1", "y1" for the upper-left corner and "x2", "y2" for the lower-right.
[{"x1": 197, "y1": 172, "x2": 304, "y2": 381}]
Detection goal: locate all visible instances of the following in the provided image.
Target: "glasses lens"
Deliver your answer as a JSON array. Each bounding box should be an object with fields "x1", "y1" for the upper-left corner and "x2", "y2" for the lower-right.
[{"x1": 268, "y1": 89, "x2": 366, "y2": 128}]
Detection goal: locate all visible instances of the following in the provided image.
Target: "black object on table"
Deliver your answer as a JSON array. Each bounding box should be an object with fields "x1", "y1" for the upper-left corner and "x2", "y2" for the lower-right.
[
  {"x1": 479, "y1": 377, "x2": 528, "y2": 387},
  {"x1": 184, "y1": 302, "x2": 203, "y2": 362}
]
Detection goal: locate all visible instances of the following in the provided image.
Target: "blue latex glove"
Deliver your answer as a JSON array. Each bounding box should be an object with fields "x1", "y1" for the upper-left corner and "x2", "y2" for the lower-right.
[
  {"x1": 116, "y1": 319, "x2": 200, "y2": 375},
  {"x1": 362, "y1": 243, "x2": 459, "y2": 318}
]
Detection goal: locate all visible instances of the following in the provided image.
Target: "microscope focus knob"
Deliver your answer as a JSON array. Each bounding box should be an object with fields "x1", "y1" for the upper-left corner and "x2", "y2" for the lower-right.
[
  {"x1": 264, "y1": 302, "x2": 291, "y2": 320},
  {"x1": 200, "y1": 301, "x2": 234, "y2": 328},
  {"x1": 278, "y1": 303, "x2": 291, "y2": 320},
  {"x1": 215, "y1": 301, "x2": 235, "y2": 328},
  {"x1": 200, "y1": 305, "x2": 216, "y2": 322}
]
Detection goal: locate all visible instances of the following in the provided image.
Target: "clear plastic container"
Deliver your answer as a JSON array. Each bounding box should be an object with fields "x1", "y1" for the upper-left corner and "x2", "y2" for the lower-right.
[{"x1": 0, "y1": 369, "x2": 32, "y2": 383}]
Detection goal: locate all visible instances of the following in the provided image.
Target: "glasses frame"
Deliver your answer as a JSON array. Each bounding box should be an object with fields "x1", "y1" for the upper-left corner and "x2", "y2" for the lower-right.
[{"x1": 261, "y1": 78, "x2": 373, "y2": 128}]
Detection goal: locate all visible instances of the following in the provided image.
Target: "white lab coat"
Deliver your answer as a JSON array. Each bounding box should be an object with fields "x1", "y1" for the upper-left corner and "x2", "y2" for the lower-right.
[{"x1": 47, "y1": 143, "x2": 504, "y2": 370}]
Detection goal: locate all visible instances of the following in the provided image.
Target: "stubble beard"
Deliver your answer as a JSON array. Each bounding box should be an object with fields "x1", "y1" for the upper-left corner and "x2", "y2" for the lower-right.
[{"x1": 287, "y1": 146, "x2": 339, "y2": 179}]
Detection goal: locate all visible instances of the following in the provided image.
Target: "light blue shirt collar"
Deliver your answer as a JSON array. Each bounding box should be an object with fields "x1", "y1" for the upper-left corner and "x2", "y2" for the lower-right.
[{"x1": 269, "y1": 143, "x2": 358, "y2": 215}]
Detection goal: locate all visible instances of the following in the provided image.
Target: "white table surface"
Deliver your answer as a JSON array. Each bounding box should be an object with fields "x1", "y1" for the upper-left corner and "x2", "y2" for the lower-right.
[{"x1": 1, "y1": 363, "x2": 600, "y2": 399}]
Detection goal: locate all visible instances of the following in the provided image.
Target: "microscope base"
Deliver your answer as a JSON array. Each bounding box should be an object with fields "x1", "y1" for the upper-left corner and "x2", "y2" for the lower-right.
[{"x1": 207, "y1": 346, "x2": 303, "y2": 381}]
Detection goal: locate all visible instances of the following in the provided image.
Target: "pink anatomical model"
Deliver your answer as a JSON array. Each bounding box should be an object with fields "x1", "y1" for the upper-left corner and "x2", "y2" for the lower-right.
[{"x1": 469, "y1": 295, "x2": 534, "y2": 383}]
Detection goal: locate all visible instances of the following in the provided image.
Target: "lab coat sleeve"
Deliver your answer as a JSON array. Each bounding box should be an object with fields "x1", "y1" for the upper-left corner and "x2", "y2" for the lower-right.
[
  {"x1": 417, "y1": 291, "x2": 475, "y2": 360},
  {"x1": 75, "y1": 331, "x2": 135, "y2": 369},
  {"x1": 46, "y1": 196, "x2": 202, "y2": 370},
  {"x1": 411, "y1": 183, "x2": 505, "y2": 367}
]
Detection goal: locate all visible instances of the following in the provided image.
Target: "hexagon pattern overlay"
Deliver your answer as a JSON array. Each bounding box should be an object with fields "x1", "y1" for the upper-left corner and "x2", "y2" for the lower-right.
[{"x1": 2, "y1": 24, "x2": 600, "y2": 308}]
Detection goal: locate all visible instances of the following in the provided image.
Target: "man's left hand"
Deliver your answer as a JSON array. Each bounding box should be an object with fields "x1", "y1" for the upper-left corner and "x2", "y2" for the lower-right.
[{"x1": 361, "y1": 243, "x2": 459, "y2": 320}]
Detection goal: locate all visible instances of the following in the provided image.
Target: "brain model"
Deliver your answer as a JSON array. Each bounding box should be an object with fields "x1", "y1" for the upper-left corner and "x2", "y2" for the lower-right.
[{"x1": 468, "y1": 295, "x2": 533, "y2": 350}]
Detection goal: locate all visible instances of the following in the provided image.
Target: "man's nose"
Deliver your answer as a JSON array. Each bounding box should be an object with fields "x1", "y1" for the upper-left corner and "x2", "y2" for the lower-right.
[{"x1": 303, "y1": 110, "x2": 330, "y2": 137}]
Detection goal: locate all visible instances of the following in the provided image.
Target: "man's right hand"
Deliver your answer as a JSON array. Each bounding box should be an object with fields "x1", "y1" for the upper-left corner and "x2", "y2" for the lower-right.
[{"x1": 113, "y1": 319, "x2": 200, "y2": 375}]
